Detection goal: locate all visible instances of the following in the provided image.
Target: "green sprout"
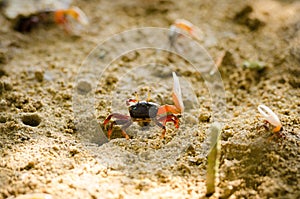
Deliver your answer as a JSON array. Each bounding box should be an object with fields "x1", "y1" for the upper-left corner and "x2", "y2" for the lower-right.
[{"x1": 206, "y1": 122, "x2": 222, "y2": 197}]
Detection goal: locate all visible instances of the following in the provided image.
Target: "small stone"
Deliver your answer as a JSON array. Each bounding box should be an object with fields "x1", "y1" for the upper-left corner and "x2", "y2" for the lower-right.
[
  {"x1": 106, "y1": 76, "x2": 118, "y2": 85},
  {"x1": 69, "y1": 147, "x2": 80, "y2": 156},
  {"x1": 199, "y1": 112, "x2": 211, "y2": 122},
  {"x1": 177, "y1": 164, "x2": 191, "y2": 175},
  {"x1": 243, "y1": 60, "x2": 266, "y2": 71},
  {"x1": 52, "y1": 145, "x2": 59, "y2": 151},
  {"x1": 186, "y1": 144, "x2": 196, "y2": 155},
  {"x1": 0, "y1": 79, "x2": 12, "y2": 94},
  {"x1": 0, "y1": 114, "x2": 7, "y2": 123},
  {"x1": 222, "y1": 51, "x2": 236, "y2": 66},
  {"x1": 33, "y1": 100, "x2": 43, "y2": 110},
  {"x1": 0, "y1": 50, "x2": 8, "y2": 64},
  {"x1": 76, "y1": 80, "x2": 92, "y2": 95},
  {"x1": 3, "y1": 80, "x2": 12, "y2": 91},
  {"x1": 34, "y1": 71, "x2": 44, "y2": 82},
  {"x1": 121, "y1": 51, "x2": 138, "y2": 62},
  {"x1": 21, "y1": 113, "x2": 41, "y2": 127},
  {"x1": 22, "y1": 161, "x2": 35, "y2": 170}
]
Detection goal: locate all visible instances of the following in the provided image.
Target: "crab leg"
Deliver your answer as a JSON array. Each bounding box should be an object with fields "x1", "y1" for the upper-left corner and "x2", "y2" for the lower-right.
[
  {"x1": 103, "y1": 113, "x2": 132, "y2": 140},
  {"x1": 158, "y1": 114, "x2": 180, "y2": 129},
  {"x1": 152, "y1": 115, "x2": 180, "y2": 138},
  {"x1": 152, "y1": 118, "x2": 167, "y2": 138},
  {"x1": 105, "y1": 119, "x2": 131, "y2": 140},
  {"x1": 106, "y1": 121, "x2": 115, "y2": 140},
  {"x1": 103, "y1": 113, "x2": 130, "y2": 126},
  {"x1": 121, "y1": 120, "x2": 133, "y2": 139}
]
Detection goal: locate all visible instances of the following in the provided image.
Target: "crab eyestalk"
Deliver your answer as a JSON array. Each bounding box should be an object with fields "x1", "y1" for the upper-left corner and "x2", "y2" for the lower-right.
[{"x1": 257, "y1": 104, "x2": 282, "y2": 133}]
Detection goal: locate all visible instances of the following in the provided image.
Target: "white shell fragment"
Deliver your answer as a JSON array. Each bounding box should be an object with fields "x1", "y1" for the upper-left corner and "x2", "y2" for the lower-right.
[
  {"x1": 172, "y1": 72, "x2": 185, "y2": 113},
  {"x1": 258, "y1": 104, "x2": 282, "y2": 128}
]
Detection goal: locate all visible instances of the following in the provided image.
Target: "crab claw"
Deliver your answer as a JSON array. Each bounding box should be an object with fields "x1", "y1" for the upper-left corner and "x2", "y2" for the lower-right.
[
  {"x1": 172, "y1": 72, "x2": 184, "y2": 113},
  {"x1": 173, "y1": 19, "x2": 203, "y2": 41},
  {"x1": 157, "y1": 72, "x2": 184, "y2": 116},
  {"x1": 258, "y1": 104, "x2": 282, "y2": 133},
  {"x1": 66, "y1": 6, "x2": 89, "y2": 25},
  {"x1": 54, "y1": 6, "x2": 88, "y2": 32}
]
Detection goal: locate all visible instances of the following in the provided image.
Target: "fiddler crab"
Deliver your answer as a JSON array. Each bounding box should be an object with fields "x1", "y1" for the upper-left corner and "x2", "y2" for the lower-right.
[
  {"x1": 103, "y1": 72, "x2": 185, "y2": 140},
  {"x1": 169, "y1": 19, "x2": 203, "y2": 48},
  {"x1": 14, "y1": 6, "x2": 88, "y2": 33},
  {"x1": 258, "y1": 104, "x2": 283, "y2": 138}
]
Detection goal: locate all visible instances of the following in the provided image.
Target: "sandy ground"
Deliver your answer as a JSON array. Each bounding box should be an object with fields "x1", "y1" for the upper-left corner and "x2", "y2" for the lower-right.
[{"x1": 0, "y1": 0, "x2": 300, "y2": 198}]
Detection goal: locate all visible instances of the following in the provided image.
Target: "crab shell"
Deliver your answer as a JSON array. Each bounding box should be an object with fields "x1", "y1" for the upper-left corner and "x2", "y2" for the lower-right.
[
  {"x1": 3, "y1": 0, "x2": 72, "y2": 19},
  {"x1": 128, "y1": 101, "x2": 159, "y2": 119}
]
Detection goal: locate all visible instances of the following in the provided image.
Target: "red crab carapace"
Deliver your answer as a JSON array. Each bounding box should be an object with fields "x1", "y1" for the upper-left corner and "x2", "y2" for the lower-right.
[
  {"x1": 14, "y1": 6, "x2": 88, "y2": 33},
  {"x1": 103, "y1": 72, "x2": 185, "y2": 140}
]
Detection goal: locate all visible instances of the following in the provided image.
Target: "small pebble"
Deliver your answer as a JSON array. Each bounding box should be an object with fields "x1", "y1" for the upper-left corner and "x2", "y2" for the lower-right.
[
  {"x1": 21, "y1": 113, "x2": 41, "y2": 127},
  {"x1": 198, "y1": 112, "x2": 210, "y2": 122},
  {"x1": 76, "y1": 80, "x2": 92, "y2": 95},
  {"x1": 34, "y1": 71, "x2": 44, "y2": 82}
]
